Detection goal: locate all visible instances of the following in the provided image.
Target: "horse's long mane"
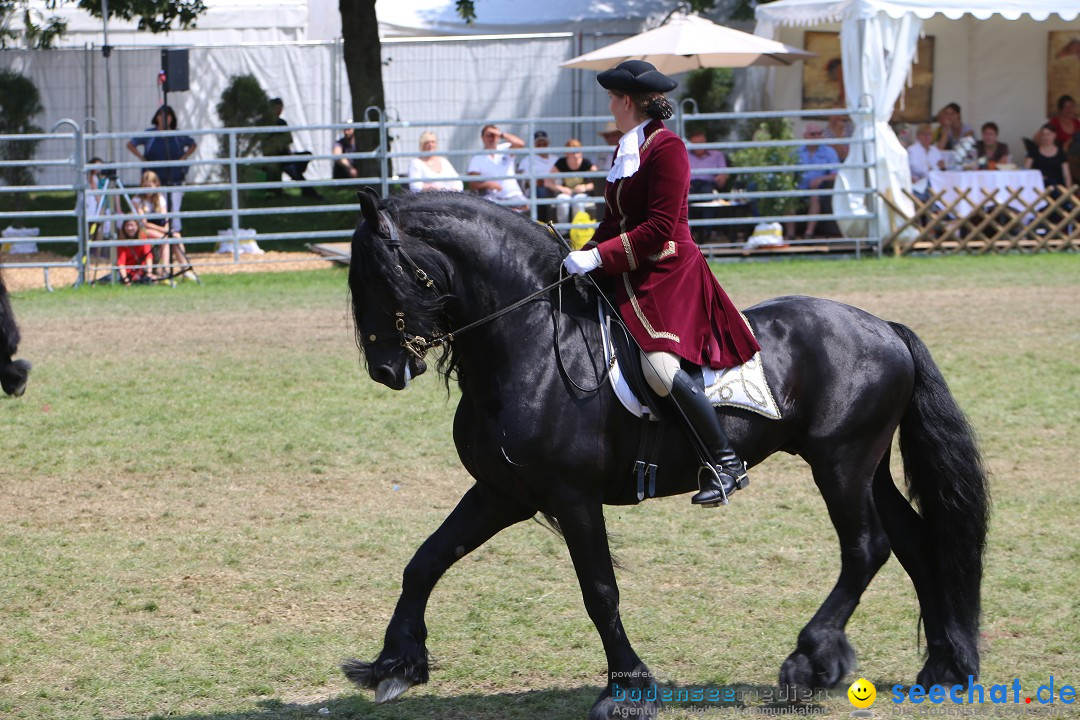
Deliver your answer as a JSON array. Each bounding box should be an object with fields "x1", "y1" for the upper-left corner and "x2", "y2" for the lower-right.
[{"x1": 349, "y1": 192, "x2": 563, "y2": 388}]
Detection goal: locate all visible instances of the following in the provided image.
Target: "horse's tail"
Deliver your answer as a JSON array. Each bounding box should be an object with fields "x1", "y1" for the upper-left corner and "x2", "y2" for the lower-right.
[{"x1": 889, "y1": 321, "x2": 990, "y2": 680}]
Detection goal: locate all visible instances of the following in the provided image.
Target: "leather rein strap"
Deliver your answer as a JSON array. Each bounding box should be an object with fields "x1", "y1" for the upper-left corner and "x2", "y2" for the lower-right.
[{"x1": 368, "y1": 211, "x2": 576, "y2": 361}]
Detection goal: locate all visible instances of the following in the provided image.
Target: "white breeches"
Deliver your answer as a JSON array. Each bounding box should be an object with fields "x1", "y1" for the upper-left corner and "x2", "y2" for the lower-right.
[{"x1": 640, "y1": 350, "x2": 680, "y2": 397}]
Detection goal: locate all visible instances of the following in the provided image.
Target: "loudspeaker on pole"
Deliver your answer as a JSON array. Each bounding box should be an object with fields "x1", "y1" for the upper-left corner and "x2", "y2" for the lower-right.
[{"x1": 161, "y1": 49, "x2": 190, "y2": 93}]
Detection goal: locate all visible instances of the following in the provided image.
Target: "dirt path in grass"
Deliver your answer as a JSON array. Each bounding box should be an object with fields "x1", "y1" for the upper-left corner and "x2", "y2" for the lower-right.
[{"x1": 1, "y1": 249, "x2": 336, "y2": 292}]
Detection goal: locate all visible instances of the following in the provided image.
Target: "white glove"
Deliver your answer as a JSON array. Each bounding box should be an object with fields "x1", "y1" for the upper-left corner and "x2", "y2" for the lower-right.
[{"x1": 563, "y1": 248, "x2": 602, "y2": 276}]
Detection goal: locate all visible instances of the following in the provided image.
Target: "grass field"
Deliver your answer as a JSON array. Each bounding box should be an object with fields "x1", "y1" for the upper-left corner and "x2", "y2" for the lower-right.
[{"x1": 1, "y1": 254, "x2": 1078, "y2": 720}]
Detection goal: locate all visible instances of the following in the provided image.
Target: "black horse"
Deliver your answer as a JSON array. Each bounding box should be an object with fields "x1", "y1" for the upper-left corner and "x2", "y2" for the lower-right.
[
  {"x1": 0, "y1": 268, "x2": 30, "y2": 397},
  {"x1": 344, "y1": 191, "x2": 989, "y2": 719}
]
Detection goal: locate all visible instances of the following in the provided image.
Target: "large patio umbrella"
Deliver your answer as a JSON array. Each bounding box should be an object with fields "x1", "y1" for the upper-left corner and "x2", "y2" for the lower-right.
[{"x1": 560, "y1": 13, "x2": 813, "y2": 72}]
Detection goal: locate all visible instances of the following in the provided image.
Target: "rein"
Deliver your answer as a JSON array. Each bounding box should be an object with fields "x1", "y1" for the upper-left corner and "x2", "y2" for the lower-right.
[
  {"x1": 366, "y1": 211, "x2": 612, "y2": 394},
  {"x1": 401, "y1": 274, "x2": 578, "y2": 360},
  {"x1": 366, "y1": 211, "x2": 576, "y2": 362}
]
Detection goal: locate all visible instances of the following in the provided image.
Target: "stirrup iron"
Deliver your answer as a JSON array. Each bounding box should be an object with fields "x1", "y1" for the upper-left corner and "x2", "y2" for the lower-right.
[{"x1": 694, "y1": 464, "x2": 729, "y2": 508}]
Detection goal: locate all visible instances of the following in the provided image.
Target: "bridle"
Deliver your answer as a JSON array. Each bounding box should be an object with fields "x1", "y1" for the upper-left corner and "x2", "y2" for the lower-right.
[{"x1": 363, "y1": 211, "x2": 578, "y2": 363}]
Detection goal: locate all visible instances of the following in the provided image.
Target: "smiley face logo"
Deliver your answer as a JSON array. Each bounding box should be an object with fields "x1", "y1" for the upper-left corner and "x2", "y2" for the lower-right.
[{"x1": 848, "y1": 678, "x2": 876, "y2": 708}]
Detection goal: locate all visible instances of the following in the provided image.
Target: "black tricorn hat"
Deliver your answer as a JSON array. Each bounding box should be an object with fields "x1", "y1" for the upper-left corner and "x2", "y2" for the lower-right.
[{"x1": 597, "y1": 60, "x2": 678, "y2": 94}]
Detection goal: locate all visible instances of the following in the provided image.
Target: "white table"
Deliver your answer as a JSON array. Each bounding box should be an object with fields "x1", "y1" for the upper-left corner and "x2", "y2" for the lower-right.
[{"x1": 928, "y1": 169, "x2": 1046, "y2": 217}]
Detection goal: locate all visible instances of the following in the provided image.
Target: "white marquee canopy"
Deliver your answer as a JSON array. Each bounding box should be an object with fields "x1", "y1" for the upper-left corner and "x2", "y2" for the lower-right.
[{"x1": 754, "y1": 0, "x2": 1079, "y2": 241}]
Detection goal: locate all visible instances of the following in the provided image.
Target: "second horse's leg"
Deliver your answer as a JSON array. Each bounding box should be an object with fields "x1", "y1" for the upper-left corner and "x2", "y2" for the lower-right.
[
  {"x1": 779, "y1": 446, "x2": 892, "y2": 691},
  {"x1": 342, "y1": 482, "x2": 535, "y2": 702}
]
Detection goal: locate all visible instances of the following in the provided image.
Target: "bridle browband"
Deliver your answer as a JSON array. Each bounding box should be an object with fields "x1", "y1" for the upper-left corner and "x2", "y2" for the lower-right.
[{"x1": 363, "y1": 210, "x2": 577, "y2": 362}]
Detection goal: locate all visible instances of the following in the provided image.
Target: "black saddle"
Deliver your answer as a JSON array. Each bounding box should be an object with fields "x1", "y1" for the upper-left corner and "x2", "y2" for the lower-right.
[{"x1": 603, "y1": 302, "x2": 705, "y2": 422}]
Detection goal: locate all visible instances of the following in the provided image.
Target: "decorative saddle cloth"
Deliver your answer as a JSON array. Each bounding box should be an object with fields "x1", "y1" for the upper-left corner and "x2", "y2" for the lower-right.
[{"x1": 597, "y1": 300, "x2": 782, "y2": 420}]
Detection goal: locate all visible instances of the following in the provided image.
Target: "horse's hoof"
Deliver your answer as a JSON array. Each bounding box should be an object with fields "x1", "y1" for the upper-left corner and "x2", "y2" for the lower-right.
[
  {"x1": 375, "y1": 676, "x2": 414, "y2": 704},
  {"x1": 2, "y1": 359, "x2": 30, "y2": 397}
]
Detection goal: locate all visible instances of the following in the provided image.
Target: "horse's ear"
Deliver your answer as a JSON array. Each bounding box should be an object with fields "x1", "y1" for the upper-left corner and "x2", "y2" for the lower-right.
[{"x1": 357, "y1": 188, "x2": 382, "y2": 233}]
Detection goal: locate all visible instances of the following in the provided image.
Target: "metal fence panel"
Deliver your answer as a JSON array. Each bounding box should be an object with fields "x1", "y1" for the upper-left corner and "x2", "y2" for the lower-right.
[{"x1": 2, "y1": 106, "x2": 886, "y2": 285}]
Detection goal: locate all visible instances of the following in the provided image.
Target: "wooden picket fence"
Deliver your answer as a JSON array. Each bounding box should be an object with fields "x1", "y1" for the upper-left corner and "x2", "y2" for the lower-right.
[{"x1": 880, "y1": 184, "x2": 1080, "y2": 255}]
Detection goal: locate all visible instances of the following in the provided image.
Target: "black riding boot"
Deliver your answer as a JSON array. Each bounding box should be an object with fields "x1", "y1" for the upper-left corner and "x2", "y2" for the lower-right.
[{"x1": 669, "y1": 369, "x2": 749, "y2": 506}]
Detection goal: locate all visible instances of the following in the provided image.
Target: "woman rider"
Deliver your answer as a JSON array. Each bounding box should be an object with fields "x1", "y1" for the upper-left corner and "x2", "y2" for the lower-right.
[{"x1": 562, "y1": 60, "x2": 760, "y2": 506}]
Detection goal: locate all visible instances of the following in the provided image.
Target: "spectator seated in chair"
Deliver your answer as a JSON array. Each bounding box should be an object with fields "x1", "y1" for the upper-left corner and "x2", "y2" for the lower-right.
[
  {"x1": 685, "y1": 129, "x2": 730, "y2": 241},
  {"x1": 408, "y1": 131, "x2": 464, "y2": 192},
  {"x1": 551, "y1": 139, "x2": 598, "y2": 225},
  {"x1": 134, "y1": 170, "x2": 171, "y2": 277},
  {"x1": 1026, "y1": 123, "x2": 1074, "y2": 227},
  {"x1": 467, "y1": 124, "x2": 528, "y2": 211},
  {"x1": 332, "y1": 122, "x2": 359, "y2": 180},
  {"x1": 786, "y1": 123, "x2": 840, "y2": 240},
  {"x1": 975, "y1": 122, "x2": 1010, "y2": 169},
  {"x1": 908, "y1": 123, "x2": 947, "y2": 202},
  {"x1": 517, "y1": 130, "x2": 557, "y2": 221}
]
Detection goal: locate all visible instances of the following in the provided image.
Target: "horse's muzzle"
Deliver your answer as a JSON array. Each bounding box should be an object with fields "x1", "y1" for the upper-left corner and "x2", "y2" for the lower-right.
[{"x1": 370, "y1": 355, "x2": 427, "y2": 390}]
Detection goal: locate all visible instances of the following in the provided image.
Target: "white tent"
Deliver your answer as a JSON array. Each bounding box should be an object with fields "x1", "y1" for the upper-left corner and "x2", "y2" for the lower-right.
[
  {"x1": 753, "y1": 0, "x2": 1080, "y2": 241},
  {"x1": 9, "y1": 0, "x2": 315, "y2": 46},
  {"x1": 375, "y1": 0, "x2": 692, "y2": 37}
]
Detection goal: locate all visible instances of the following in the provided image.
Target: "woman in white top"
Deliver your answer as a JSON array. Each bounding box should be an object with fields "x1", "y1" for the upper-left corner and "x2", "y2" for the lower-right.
[
  {"x1": 134, "y1": 170, "x2": 171, "y2": 276},
  {"x1": 134, "y1": 170, "x2": 169, "y2": 238},
  {"x1": 135, "y1": 170, "x2": 194, "y2": 280},
  {"x1": 408, "y1": 131, "x2": 463, "y2": 192}
]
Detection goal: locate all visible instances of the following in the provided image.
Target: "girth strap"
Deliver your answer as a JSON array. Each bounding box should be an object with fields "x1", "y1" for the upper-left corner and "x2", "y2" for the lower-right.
[{"x1": 633, "y1": 414, "x2": 664, "y2": 502}]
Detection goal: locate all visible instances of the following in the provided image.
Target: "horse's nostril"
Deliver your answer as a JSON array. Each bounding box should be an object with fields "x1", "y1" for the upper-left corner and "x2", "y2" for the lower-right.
[{"x1": 372, "y1": 364, "x2": 397, "y2": 387}]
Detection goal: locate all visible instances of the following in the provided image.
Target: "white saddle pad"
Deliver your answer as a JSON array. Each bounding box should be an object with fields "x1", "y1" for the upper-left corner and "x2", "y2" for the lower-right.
[{"x1": 598, "y1": 301, "x2": 782, "y2": 420}]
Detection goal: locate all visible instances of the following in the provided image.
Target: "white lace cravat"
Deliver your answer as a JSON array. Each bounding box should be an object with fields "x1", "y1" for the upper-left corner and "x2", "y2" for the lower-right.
[{"x1": 607, "y1": 120, "x2": 651, "y2": 182}]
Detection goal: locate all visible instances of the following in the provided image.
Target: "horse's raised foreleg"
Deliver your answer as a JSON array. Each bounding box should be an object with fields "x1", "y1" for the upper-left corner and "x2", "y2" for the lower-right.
[
  {"x1": 342, "y1": 482, "x2": 535, "y2": 703},
  {"x1": 779, "y1": 447, "x2": 892, "y2": 691},
  {"x1": 555, "y1": 495, "x2": 662, "y2": 720}
]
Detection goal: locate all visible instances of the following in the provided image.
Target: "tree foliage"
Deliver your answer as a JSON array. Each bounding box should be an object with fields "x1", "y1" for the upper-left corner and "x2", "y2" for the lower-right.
[
  {"x1": 454, "y1": 0, "x2": 762, "y2": 23},
  {"x1": 0, "y1": 0, "x2": 206, "y2": 49},
  {"x1": 215, "y1": 74, "x2": 276, "y2": 186},
  {"x1": 681, "y1": 68, "x2": 735, "y2": 140},
  {"x1": 0, "y1": 69, "x2": 44, "y2": 209},
  {"x1": 74, "y1": 0, "x2": 206, "y2": 33},
  {"x1": 0, "y1": 0, "x2": 66, "y2": 48},
  {"x1": 730, "y1": 121, "x2": 798, "y2": 217},
  {"x1": 216, "y1": 74, "x2": 275, "y2": 158}
]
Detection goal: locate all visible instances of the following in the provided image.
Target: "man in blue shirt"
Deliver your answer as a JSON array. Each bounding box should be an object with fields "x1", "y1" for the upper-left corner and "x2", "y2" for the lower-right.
[{"x1": 795, "y1": 122, "x2": 839, "y2": 238}]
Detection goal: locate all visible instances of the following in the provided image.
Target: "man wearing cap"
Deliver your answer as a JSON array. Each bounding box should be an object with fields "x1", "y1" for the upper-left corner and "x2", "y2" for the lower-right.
[
  {"x1": 517, "y1": 130, "x2": 557, "y2": 219},
  {"x1": 467, "y1": 124, "x2": 527, "y2": 210},
  {"x1": 561, "y1": 60, "x2": 760, "y2": 507}
]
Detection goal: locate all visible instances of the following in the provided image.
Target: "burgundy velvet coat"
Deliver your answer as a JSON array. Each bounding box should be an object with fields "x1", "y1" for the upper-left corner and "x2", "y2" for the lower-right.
[{"x1": 592, "y1": 120, "x2": 760, "y2": 369}]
